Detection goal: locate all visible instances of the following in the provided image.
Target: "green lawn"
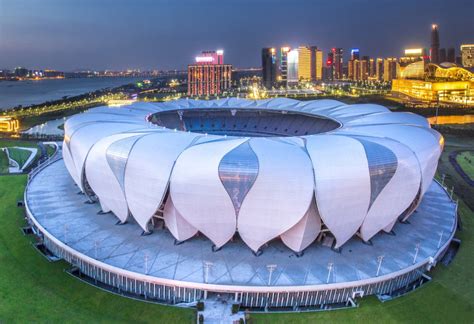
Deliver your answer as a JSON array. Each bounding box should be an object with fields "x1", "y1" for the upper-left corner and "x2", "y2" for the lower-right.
[
  {"x1": 45, "y1": 144, "x2": 57, "y2": 157},
  {"x1": 0, "y1": 175, "x2": 195, "y2": 323},
  {"x1": 0, "y1": 150, "x2": 9, "y2": 173},
  {"x1": 456, "y1": 151, "x2": 474, "y2": 181},
  {"x1": 7, "y1": 147, "x2": 33, "y2": 169}
]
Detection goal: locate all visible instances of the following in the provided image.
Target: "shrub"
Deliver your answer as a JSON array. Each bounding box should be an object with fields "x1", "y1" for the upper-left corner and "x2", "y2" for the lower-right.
[
  {"x1": 198, "y1": 314, "x2": 204, "y2": 324},
  {"x1": 196, "y1": 301, "x2": 205, "y2": 311},
  {"x1": 231, "y1": 303, "x2": 240, "y2": 314}
]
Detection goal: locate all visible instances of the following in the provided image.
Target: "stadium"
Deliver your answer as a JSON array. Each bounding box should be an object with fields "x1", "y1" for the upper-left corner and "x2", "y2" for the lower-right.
[{"x1": 24, "y1": 98, "x2": 458, "y2": 310}]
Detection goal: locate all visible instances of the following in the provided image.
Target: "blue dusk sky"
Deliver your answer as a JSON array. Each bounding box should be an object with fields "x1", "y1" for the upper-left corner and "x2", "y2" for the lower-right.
[{"x1": 0, "y1": 0, "x2": 473, "y2": 70}]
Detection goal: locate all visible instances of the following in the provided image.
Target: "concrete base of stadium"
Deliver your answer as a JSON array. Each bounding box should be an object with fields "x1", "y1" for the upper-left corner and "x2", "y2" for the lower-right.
[{"x1": 24, "y1": 158, "x2": 458, "y2": 310}]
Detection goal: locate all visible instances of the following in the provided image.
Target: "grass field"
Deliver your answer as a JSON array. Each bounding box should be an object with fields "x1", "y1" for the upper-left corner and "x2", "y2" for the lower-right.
[
  {"x1": 0, "y1": 139, "x2": 42, "y2": 174},
  {"x1": 456, "y1": 151, "x2": 474, "y2": 181},
  {"x1": 251, "y1": 134, "x2": 474, "y2": 323},
  {"x1": 0, "y1": 175, "x2": 195, "y2": 323},
  {"x1": 45, "y1": 144, "x2": 57, "y2": 157},
  {"x1": 0, "y1": 150, "x2": 9, "y2": 173},
  {"x1": 7, "y1": 147, "x2": 33, "y2": 169}
]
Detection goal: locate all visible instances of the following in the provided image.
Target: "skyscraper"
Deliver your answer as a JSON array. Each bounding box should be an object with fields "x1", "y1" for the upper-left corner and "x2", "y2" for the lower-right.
[
  {"x1": 332, "y1": 48, "x2": 343, "y2": 79},
  {"x1": 315, "y1": 49, "x2": 323, "y2": 81},
  {"x1": 297, "y1": 46, "x2": 323, "y2": 82},
  {"x1": 447, "y1": 48, "x2": 455, "y2": 63},
  {"x1": 350, "y1": 48, "x2": 360, "y2": 60},
  {"x1": 188, "y1": 50, "x2": 232, "y2": 96},
  {"x1": 460, "y1": 44, "x2": 474, "y2": 67},
  {"x1": 287, "y1": 49, "x2": 299, "y2": 86},
  {"x1": 360, "y1": 56, "x2": 370, "y2": 81},
  {"x1": 376, "y1": 58, "x2": 384, "y2": 81},
  {"x1": 261, "y1": 48, "x2": 278, "y2": 89},
  {"x1": 439, "y1": 48, "x2": 447, "y2": 63},
  {"x1": 279, "y1": 47, "x2": 291, "y2": 85},
  {"x1": 325, "y1": 52, "x2": 334, "y2": 81},
  {"x1": 430, "y1": 24, "x2": 440, "y2": 64},
  {"x1": 384, "y1": 58, "x2": 398, "y2": 82},
  {"x1": 298, "y1": 46, "x2": 313, "y2": 82}
]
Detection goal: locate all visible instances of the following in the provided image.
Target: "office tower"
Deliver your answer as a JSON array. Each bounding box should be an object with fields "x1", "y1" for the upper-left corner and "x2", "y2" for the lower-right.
[
  {"x1": 439, "y1": 48, "x2": 447, "y2": 63},
  {"x1": 332, "y1": 48, "x2": 343, "y2": 79},
  {"x1": 400, "y1": 48, "x2": 427, "y2": 66},
  {"x1": 383, "y1": 58, "x2": 398, "y2": 82},
  {"x1": 188, "y1": 50, "x2": 232, "y2": 96},
  {"x1": 351, "y1": 48, "x2": 360, "y2": 60},
  {"x1": 376, "y1": 58, "x2": 384, "y2": 81},
  {"x1": 430, "y1": 24, "x2": 440, "y2": 64},
  {"x1": 315, "y1": 49, "x2": 323, "y2": 80},
  {"x1": 325, "y1": 52, "x2": 334, "y2": 80},
  {"x1": 298, "y1": 46, "x2": 313, "y2": 82},
  {"x1": 447, "y1": 48, "x2": 455, "y2": 63},
  {"x1": 297, "y1": 46, "x2": 323, "y2": 82},
  {"x1": 262, "y1": 48, "x2": 278, "y2": 89},
  {"x1": 14, "y1": 67, "x2": 28, "y2": 78},
  {"x1": 460, "y1": 44, "x2": 474, "y2": 67},
  {"x1": 369, "y1": 58, "x2": 376, "y2": 78},
  {"x1": 279, "y1": 47, "x2": 291, "y2": 84},
  {"x1": 348, "y1": 59, "x2": 355, "y2": 80},
  {"x1": 360, "y1": 56, "x2": 369, "y2": 81},
  {"x1": 287, "y1": 49, "x2": 299, "y2": 85},
  {"x1": 354, "y1": 60, "x2": 361, "y2": 81}
]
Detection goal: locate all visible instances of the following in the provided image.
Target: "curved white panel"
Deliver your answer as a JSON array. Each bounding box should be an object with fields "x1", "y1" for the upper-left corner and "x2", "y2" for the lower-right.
[
  {"x1": 238, "y1": 138, "x2": 314, "y2": 252},
  {"x1": 69, "y1": 122, "x2": 143, "y2": 191},
  {"x1": 281, "y1": 198, "x2": 321, "y2": 252},
  {"x1": 164, "y1": 196, "x2": 198, "y2": 241},
  {"x1": 343, "y1": 112, "x2": 430, "y2": 128},
  {"x1": 306, "y1": 135, "x2": 371, "y2": 248},
  {"x1": 170, "y1": 138, "x2": 248, "y2": 248},
  {"x1": 62, "y1": 139, "x2": 80, "y2": 187},
  {"x1": 85, "y1": 132, "x2": 144, "y2": 223},
  {"x1": 124, "y1": 131, "x2": 200, "y2": 231},
  {"x1": 338, "y1": 125, "x2": 441, "y2": 197},
  {"x1": 357, "y1": 136, "x2": 421, "y2": 241}
]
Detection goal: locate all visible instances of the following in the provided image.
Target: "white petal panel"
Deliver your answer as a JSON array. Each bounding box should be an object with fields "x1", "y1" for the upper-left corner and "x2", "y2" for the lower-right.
[
  {"x1": 356, "y1": 136, "x2": 421, "y2": 241},
  {"x1": 238, "y1": 138, "x2": 314, "y2": 252},
  {"x1": 306, "y1": 135, "x2": 371, "y2": 248},
  {"x1": 124, "y1": 131, "x2": 200, "y2": 231},
  {"x1": 69, "y1": 122, "x2": 144, "y2": 191},
  {"x1": 164, "y1": 197, "x2": 198, "y2": 241},
  {"x1": 85, "y1": 132, "x2": 144, "y2": 223},
  {"x1": 170, "y1": 138, "x2": 248, "y2": 248},
  {"x1": 281, "y1": 198, "x2": 321, "y2": 252}
]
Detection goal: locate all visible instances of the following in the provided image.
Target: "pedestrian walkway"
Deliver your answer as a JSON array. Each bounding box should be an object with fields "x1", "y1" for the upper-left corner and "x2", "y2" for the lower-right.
[{"x1": 198, "y1": 294, "x2": 245, "y2": 324}]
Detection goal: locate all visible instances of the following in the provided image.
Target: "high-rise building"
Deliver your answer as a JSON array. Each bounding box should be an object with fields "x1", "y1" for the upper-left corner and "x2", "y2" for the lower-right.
[
  {"x1": 315, "y1": 49, "x2": 323, "y2": 81},
  {"x1": 279, "y1": 47, "x2": 291, "y2": 84},
  {"x1": 369, "y1": 58, "x2": 376, "y2": 78},
  {"x1": 261, "y1": 48, "x2": 278, "y2": 89},
  {"x1": 188, "y1": 50, "x2": 232, "y2": 96},
  {"x1": 298, "y1": 46, "x2": 313, "y2": 82},
  {"x1": 325, "y1": 52, "x2": 334, "y2": 81},
  {"x1": 461, "y1": 44, "x2": 474, "y2": 68},
  {"x1": 400, "y1": 48, "x2": 427, "y2": 67},
  {"x1": 384, "y1": 58, "x2": 398, "y2": 82},
  {"x1": 350, "y1": 48, "x2": 360, "y2": 61},
  {"x1": 447, "y1": 48, "x2": 455, "y2": 63},
  {"x1": 360, "y1": 56, "x2": 370, "y2": 81},
  {"x1": 376, "y1": 58, "x2": 384, "y2": 81},
  {"x1": 297, "y1": 46, "x2": 323, "y2": 82},
  {"x1": 332, "y1": 48, "x2": 344, "y2": 79},
  {"x1": 430, "y1": 24, "x2": 440, "y2": 64},
  {"x1": 287, "y1": 49, "x2": 299, "y2": 85},
  {"x1": 439, "y1": 48, "x2": 447, "y2": 63}
]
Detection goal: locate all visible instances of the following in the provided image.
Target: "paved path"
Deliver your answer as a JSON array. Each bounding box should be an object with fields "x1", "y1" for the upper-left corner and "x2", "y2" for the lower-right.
[{"x1": 199, "y1": 295, "x2": 245, "y2": 323}]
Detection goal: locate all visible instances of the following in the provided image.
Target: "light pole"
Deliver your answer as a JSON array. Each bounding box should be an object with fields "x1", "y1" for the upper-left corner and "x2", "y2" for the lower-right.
[
  {"x1": 437, "y1": 230, "x2": 444, "y2": 248},
  {"x1": 326, "y1": 262, "x2": 334, "y2": 283},
  {"x1": 267, "y1": 264, "x2": 277, "y2": 286},
  {"x1": 413, "y1": 243, "x2": 420, "y2": 264},
  {"x1": 144, "y1": 254, "x2": 149, "y2": 274},
  {"x1": 204, "y1": 261, "x2": 213, "y2": 284},
  {"x1": 376, "y1": 255, "x2": 384, "y2": 277}
]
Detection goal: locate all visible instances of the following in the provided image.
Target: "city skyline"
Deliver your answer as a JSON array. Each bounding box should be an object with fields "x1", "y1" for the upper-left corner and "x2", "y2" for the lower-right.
[{"x1": 1, "y1": 0, "x2": 473, "y2": 70}]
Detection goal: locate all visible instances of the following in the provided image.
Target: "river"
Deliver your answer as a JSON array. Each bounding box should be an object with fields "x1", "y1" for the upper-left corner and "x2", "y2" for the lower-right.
[{"x1": 0, "y1": 77, "x2": 143, "y2": 110}]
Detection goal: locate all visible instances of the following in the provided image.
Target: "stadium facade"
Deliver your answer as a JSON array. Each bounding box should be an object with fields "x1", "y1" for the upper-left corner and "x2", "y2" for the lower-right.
[{"x1": 24, "y1": 98, "x2": 458, "y2": 309}]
